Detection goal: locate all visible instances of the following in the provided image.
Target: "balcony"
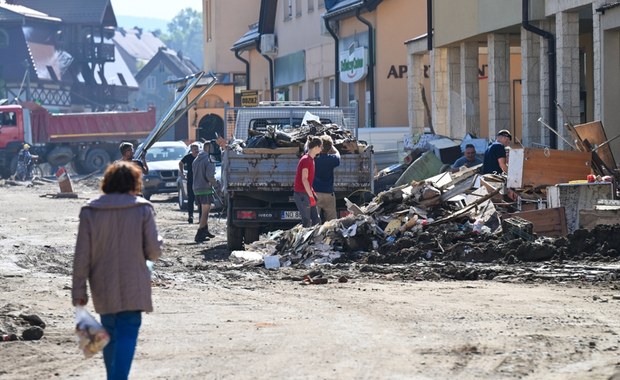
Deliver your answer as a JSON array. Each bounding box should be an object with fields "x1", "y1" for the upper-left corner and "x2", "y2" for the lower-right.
[{"x1": 74, "y1": 42, "x2": 115, "y2": 63}]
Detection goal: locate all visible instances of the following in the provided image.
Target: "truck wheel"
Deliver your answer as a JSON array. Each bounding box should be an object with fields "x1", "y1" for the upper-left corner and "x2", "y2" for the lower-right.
[
  {"x1": 227, "y1": 225, "x2": 243, "y2": 251},
  {"x1": 83, "y1": 149, "x2": 111, "y2": 173},
  {"x1": 244, "y1": 228, "x2": 260, "y2": 245},
  {"x1": 47, "y1": 146, "x2": 74, "y2": 167}
]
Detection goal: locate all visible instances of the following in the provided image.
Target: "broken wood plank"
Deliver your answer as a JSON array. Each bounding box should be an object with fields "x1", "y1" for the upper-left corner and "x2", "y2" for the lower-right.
[
  {"x1": 427, "y1": 186, "x2": 501, "y2": 227},
  {"x1": 580, "y1": 208, "x2": 620, "y2": 230}
]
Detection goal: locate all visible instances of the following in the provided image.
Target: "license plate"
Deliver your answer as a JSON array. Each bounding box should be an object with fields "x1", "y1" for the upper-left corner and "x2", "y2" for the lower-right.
[
  {"x1": 281, "y1": 211, "x2": 301, "y2": 220},
  {"x1": 165, "y1": 182, "x2": 177, "y2": 188}
]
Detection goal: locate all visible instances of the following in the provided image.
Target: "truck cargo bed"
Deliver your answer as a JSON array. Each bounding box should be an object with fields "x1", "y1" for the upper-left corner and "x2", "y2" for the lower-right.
[{"x1": 223, "y1": 148, "x2": 374, "y2": 193}]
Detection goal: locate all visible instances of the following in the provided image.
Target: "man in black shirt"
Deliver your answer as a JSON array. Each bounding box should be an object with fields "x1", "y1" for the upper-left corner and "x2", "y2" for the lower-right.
[
  {"x1": 178, "y1": 142, "x2": 201, "y2": 223},
  {"x1": 118, "y1": 142, "x2": 149, "y2": 175},
  {"x1": 482, "y1": 130, "x2": 511, "y2": 175}
]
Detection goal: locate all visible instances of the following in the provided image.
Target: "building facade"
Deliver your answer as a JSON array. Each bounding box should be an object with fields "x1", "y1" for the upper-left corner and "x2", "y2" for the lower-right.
[
  {"x1": 408, "y1": 0, "x2": 620, "y2": 164},
  {"x1": 182, "y1": 0, "x2": 261, "y2": 142},
  {"x1": 229, "y1": 0, "x2": 425, "y2": 131}
]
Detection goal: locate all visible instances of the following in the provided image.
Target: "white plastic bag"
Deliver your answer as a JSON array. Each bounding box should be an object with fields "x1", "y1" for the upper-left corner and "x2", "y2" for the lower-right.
[{"x1": 75, "y1": 306, "x2": 110, "y2": 358}]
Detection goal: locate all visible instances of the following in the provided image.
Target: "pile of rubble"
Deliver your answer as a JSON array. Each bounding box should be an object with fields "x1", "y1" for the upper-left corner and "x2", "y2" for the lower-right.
[
  {"x1": 226, "y1": 118, "x2": 367, "y2": 155},
  {"x1": 236, "y1": 122, "x2": 620, "y2": 270}
]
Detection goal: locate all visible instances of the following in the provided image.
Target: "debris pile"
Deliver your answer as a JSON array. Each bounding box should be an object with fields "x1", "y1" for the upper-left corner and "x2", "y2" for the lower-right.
[
  {"x1": 0, "y1": 304, "x2": 47, "y2": 342},
  {"x1": 247, "y1": 152, "x2": 620, "y2": 269},
  {"x1": 226, "y1": 118, "x2": 368, "y2": 155}
]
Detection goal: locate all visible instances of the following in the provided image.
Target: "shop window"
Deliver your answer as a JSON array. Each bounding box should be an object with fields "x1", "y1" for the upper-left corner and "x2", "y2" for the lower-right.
[
  {"x1": 308, "y1": 0, "x2": 314, "y2": 12},
  {"x1": 314, "y1": 81, "x2": 321, "y2": 102},
  {"x1": 296, "y1": 0, "x2": 302, "y2": 17},
  {"x1": 318, "y1": 0, "x2": 324, "y2": 9}
]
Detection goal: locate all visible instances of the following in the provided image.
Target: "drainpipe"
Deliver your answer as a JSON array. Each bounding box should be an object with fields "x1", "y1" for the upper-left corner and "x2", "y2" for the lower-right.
[
  {"x1": 427, "y1": 0, "x2": 433, "y2": 51},
  {"x1": 356, "y1": 8, "x2": 375, "y2": 128},
  {"x1": 522, "y1": 0, "x2": 557, "y2": 149},
  {"x1": 256, "y1": 40, "x2": 275, "y2": 101},
  {"x1": 324, "y1": 17, "x2": 340, "y2": 106},
  {"x1": 233, "y1": 49, "x2": 250, "y2": 93}
]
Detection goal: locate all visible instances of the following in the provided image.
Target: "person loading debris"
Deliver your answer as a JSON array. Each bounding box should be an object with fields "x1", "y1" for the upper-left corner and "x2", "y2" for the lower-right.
[
  {"x1": 482, "y1": 130, "x2": 512, "y2": 174},
  {"x1": 294, "y1": 136, "x2": 323, "y2": 227},
  {"x1": 118, "y1": 142, "x2": 149, "y2": 175},
  {"x1": 179, "y1": 142, "x2": 201, "y2": 224},
  {"x1": 313, "y1": 135, "x2": 340, "y2": 222},
  {"x1": 451, "y1": 143, "x2": 482, "y2": 172},
  {"x1": 72, "y1": 161, "x2": 163, "y2": 380},
  {"x1": 192, "y1": 140, "x2": 219, "y2": 243}
]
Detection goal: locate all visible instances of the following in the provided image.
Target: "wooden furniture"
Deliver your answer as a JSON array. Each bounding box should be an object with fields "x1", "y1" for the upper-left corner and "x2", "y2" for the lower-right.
[{"x1": 506, "y1": 148, "x2": 592, "y2": 189}]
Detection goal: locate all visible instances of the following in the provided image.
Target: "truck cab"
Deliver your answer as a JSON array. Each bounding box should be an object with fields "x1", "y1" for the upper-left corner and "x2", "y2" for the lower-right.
[{"x1": 0, "y1": 105, "x2": 29, "y2": 177}]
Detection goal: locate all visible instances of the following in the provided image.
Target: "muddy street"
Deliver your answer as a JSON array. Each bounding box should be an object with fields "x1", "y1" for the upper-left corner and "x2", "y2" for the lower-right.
[{"x1": 1, "y1": 178, "x2": 620, "y2": 379}]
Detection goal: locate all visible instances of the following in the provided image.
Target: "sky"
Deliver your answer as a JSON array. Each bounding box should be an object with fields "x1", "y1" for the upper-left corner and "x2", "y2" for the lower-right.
[{"x1": 110, "y1": 0, "x2": 201, "y2": 21}]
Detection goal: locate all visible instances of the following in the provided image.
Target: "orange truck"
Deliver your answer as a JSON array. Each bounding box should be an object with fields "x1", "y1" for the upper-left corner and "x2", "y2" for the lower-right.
[{"x1": 0, "y1": 102, "x2": 155, "y2": 177}]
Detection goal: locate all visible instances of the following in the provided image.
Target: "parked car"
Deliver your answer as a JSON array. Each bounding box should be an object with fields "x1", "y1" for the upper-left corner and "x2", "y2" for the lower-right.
[
  {"x1": 140, "y1": 141, "x2": 187, "y2": 200},
  {"x1": 177, "y1": 158, "x2": 223, "y2": 211}
]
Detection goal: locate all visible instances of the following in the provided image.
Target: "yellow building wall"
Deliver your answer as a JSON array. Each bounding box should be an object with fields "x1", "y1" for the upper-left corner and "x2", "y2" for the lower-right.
[
  {"x1": 186, "y1": 84, "x2": 234, "y2": 141},
  {"x1": 338, "y1": 0, "x2": 426, "y2": 129},
  {"x1": 203, "y1": 0, "x2": 260, "y2": 73},
  {"x1": 477, "y1": 50, "x2": 522, "y2": 139}
]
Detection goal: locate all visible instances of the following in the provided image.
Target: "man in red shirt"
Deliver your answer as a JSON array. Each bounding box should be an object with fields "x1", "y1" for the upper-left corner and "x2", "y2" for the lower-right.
[{"x1": 293, "y1": 136, "x2": 323, "y2": 227}]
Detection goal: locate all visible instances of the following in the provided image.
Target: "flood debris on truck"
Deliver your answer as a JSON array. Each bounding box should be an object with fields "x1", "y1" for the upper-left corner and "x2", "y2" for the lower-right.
[{"x1": 220, "y1": 103, "x2": 374, "y2": 252}]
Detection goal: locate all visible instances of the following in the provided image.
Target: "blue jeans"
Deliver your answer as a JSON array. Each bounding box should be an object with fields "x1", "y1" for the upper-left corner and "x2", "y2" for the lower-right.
[
  {"x1": 293, "y1": 192, "x2": 319, "y2": 227},
  {"x1": 101, "y1": 311, "x2": 142, "y2": 380}
]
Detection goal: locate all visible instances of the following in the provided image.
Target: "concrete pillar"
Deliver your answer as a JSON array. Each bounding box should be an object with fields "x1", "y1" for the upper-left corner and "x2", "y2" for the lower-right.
[
  {"x1": 408, "y1": 51, "x2": 427, "y2": 135},
  {"x1": 556, "y1": 11, "x2": 581, "y2": 150},
  {"x1": 447, "y1": 46, "x2": 462, "y2": 138},
  {"x1": 460, "y1": 41, "x2": 480, "y2": 137},
  {"x1": 521, "y1": 24, "x2": 542, "y2": 147},
  {"x1": 487, "y1": 33, "x2": 511, "y2": 138},
  {"x1": 431, "y1": 47, "x2": 449, "y2": 136}
]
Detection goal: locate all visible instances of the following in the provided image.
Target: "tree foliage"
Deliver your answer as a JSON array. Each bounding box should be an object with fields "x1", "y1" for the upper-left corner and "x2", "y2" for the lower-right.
[{"x1": 160, "y1": 8, "x2": 204, "y2": 69}]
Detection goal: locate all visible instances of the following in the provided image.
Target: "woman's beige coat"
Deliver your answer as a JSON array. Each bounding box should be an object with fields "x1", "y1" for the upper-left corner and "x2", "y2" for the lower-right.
[{"x1": 72, "y1": 194, "x2": 163, "y2": 315}]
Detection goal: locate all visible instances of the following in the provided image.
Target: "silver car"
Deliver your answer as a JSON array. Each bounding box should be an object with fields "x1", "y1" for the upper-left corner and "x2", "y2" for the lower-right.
[{"x1": 141, "y1": 141, "x2": 187, "y2": 200}]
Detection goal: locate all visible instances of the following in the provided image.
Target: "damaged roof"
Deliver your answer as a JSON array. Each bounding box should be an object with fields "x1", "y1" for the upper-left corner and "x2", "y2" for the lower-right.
[
  {"x1": 135, "y1": 48, "x2": 200, "y2": 83},
  {"x1": 0, "y1": 2, "x2": 60, "y2": 22},
  {"x1": 9, "y1": 0, "x2": 117, "y2": 26},
  {"x1": 231, "y1": 23, "x2": 259, "y2": 52},
  {"x1": 112, "y1": 28, "x2": 166, "y2": 62}
]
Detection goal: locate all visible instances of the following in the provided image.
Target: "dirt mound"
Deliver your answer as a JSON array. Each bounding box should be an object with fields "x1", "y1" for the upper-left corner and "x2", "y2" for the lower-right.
[{"x1": 351, "y1": 224, "x2": 620, "y2": 265}]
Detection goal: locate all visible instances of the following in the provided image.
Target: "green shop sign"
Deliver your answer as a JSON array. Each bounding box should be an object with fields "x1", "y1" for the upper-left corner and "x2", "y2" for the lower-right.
[{"x1": 339, "y1": 46, "x2": 368, "y2": 83}]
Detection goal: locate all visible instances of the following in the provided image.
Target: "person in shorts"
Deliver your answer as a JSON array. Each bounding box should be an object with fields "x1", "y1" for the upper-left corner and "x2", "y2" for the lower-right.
[{"x1": 192, "y1": 141, "x2": 219, "y2": 242}]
